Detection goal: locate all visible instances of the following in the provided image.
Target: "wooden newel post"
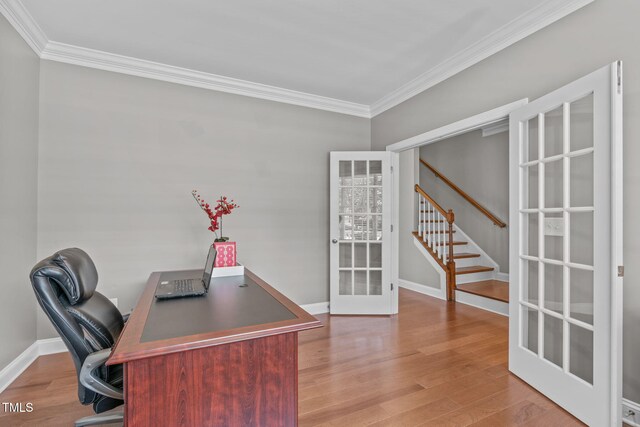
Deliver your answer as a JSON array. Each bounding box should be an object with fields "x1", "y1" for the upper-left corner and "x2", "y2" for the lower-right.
[{"x1": 446, "y1": 210, "x2": 456, "y2": 301}]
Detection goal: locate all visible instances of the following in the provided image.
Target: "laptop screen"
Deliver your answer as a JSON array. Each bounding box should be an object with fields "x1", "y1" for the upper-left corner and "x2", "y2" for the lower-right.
[{"x1": 201, "y1": 246, "x2": 217, "y2": 290}]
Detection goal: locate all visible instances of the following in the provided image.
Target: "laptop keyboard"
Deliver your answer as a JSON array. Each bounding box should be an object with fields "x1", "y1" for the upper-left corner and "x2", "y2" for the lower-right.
[{"x1": 173, "y1": 279, "x2": 195, "y2": 293}]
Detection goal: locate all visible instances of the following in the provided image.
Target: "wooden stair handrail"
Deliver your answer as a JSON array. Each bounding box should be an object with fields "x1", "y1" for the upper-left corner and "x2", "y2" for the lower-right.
[
  {"x1": 414, "y1": 184, "x2": 452, "y2": 222},
  {"x1": 419, "y1": 158, "x2": 507, "y2": 228}
]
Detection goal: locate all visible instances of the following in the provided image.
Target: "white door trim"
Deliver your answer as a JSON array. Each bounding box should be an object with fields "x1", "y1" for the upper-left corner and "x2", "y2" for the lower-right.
[
  {"x1": 385, "y1": 99, "x2": 528, "y2": 314},
  {"x1": 385, "y1": 99, "x2": 528, "y2": 153},
  {"x1": 610, "y1": 61, "x2": 624, "y2": 427}
]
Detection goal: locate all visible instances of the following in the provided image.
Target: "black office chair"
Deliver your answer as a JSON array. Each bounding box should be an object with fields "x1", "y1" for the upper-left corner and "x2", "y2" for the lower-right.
[{"x1": 30, "y1": 248, "x2": 125, "y2": 426}]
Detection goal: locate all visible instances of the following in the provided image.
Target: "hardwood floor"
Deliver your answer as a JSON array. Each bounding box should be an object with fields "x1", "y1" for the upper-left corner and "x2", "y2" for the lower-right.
[
  {"x1": 0, "y1": 353, "x2": 96, "y2": 426},
  {"x1": 297, "y1": 289, "x2": 582, "y2": 426},
  {"x1": 0, "y1": 288, "x2": 584, "y2": 426},
  {"x1": 456, "y1": 280, "x2": 509, "y2": 303}
]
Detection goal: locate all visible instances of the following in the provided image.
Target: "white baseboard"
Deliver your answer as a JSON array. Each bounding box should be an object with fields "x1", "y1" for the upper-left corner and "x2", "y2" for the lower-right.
[
  {"x1": 0, "y1": 337, "x2": 69, "y2": 393},
  {"x1": 623, "y1": 399, "x2": 640, "y2": 427},
  {"x1": 455, "y1": 290, "x2": 509, "y2": 316},
  {"x1": 37, "y1": 337, "x2": 67, "y2": 355},
  {"x1": 301, "y1": 301, "x2": 329, "y2": 315},
  {"x1": 0, "y1": 342, "x2": 40, "y2": 394},
  {"x1": 399, "y1": 279, "x2": 508, "y2": 316},
  {"x1": 495, "y1": 272, "x2": 509, "y2": 282},
  {"x1": 398, "y1": 279, "x2": 445, "y2": 300}
]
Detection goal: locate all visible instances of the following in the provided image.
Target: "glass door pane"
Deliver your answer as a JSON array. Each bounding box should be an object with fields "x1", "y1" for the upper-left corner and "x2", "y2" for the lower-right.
[
  {"x1": 519, "y1": 98, "x2": 596, "y2": 377},
  {"x1": 336, "y1": 159, "x2": 384, "y2": 297}
]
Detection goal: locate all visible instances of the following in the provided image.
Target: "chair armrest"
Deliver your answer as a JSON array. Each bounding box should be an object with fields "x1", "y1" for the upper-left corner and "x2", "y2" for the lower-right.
[{"x1": 79, "y1": 349, "x2": 123, "y2": 400}]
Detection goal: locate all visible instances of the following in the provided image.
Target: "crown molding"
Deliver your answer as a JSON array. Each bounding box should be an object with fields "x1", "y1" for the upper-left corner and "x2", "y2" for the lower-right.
[
  {"x1": 1, "y1": 0, "x2": 591, "y2": 119},
  {"x1": 369, "y1": 0, "x2": 594, "y2": 117},
  {"x1": 39, "y1": 41, "x2": 372, "y2": 117},
  {"x1": 0, "y1": 0, "x2": 370, "y2": 118},
  {"x1": 0, "y1": 0, "x2": 47, "y2": 54}
]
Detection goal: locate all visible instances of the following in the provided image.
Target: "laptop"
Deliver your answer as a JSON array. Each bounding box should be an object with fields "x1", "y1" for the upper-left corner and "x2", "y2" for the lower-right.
[{"x1": 155, "y1": 246, "x2": 217, "y2": 300}]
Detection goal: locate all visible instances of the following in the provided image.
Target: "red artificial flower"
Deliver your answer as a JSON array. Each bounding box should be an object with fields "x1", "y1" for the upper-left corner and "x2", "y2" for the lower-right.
[{"x1": 192, "y1": 190, "x2": 239, "y2": 241}]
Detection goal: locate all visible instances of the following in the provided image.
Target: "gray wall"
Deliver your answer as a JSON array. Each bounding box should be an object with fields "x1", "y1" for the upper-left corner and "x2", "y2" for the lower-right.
[
  {"x1": 419, "y1": 129, "x2": 509, "y2": 272},
  {"x1": 36, "y1": 60, "x2": 370, "y2": 338},
  {"x1": 372, "y1": 0, "x2": 640, "y2": 403},
  {"x1": 0, "y1": 15, "x2": 39, "y2": 369},
  {"x1": 399, "y1": 149, "x2": 440, "y2": 288}
]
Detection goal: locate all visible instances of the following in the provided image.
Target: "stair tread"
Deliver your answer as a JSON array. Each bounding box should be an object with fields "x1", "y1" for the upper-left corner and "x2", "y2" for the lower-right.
[
  {"x1": 435, "y1": 241, "x2": 467, "y2": 246},
  {"x1": 412, "y1": 231, "x2": 465, "y2": 245},
  {"x1": 456, "y1": 280, "x2": 509, "y2": 303},
  {"x1": 455, "y1": 265, "x2": 495, "y2": 275},
  {"x1": 453, "y1": 252, "x2": 481, "y2": 259}
]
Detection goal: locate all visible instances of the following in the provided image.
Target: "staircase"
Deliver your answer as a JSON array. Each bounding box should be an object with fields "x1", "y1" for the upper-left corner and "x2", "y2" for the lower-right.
[{"x1": 413, "y1": 160, "x2": 509, "y2": 305}]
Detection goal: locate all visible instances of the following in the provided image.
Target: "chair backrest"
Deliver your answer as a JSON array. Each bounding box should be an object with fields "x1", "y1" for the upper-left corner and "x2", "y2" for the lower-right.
[{"x1": 30, "y1": 248, "x2": 124, "y2": 405}]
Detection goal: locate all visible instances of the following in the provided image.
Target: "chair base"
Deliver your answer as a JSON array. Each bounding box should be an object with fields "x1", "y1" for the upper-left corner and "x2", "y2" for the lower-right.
[{"x1": 74, "y1": 409, "x2": 123, "y2": 427}]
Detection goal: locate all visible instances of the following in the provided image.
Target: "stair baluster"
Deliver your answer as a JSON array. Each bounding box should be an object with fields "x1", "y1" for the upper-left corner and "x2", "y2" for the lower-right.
[
  {"x1": 429, "y1": 205, "x2": 433, "y2": 247},
  {"x1": 440, "y1": 213, "x2": 445, "y2": 262},
  {"x1": 427, "y1": 200, "x2": 431, "y2": 243},
  {"x1": 441, "y1": 214, "x2": 445, "y2": 261},
  {"x1": 428, "y1": 202, "x2": 432, "y2": 248},
  {"x1": 426, "y1": 198, "x2": 430, "y2": 245},
  {"x1": 418, "y1": 194, "x2": 422, "y2": 235},
  {"x1": 414, "y1": 184, "x2": 457, "y2": 301},
  {"x1": 437, "y1": 212, "x2": 442, "y2": 260},
  {"x1": 442, "y1": 213, "x2": 447, "y2": 265}
]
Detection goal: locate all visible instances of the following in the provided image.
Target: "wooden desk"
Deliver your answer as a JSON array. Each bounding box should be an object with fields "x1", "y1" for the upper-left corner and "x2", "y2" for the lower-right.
[{"x1": 108, "y1": 268, "x2": 322, "y2": 426}]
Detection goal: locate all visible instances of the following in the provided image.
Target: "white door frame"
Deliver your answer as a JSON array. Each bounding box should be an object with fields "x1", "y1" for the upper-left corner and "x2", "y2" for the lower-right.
[
  {"x1": 610, "y1": 61, "x2": 624, "y2": 427},
  {"x1": 385, "y1": 99, "x2": 528, "y2": 313}
]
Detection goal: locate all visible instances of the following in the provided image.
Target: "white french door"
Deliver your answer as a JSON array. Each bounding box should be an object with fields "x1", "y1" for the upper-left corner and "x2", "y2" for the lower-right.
[
  {"x1": 509, "y1": 62, "x2": 623, "y2": 426},
  {"x1": 330, "y1": 152, "x2": 393, "y2": 315}
]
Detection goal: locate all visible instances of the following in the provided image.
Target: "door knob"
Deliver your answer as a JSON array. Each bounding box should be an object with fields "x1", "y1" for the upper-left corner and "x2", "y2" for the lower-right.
[{"x1": 332, "y1": 239, "x2": 338, "y2": 244}]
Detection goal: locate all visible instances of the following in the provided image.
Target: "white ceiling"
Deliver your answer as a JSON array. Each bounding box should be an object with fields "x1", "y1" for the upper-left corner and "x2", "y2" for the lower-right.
[{"x1": 8, "y1": 0, "x2": 590, "y2": 116}]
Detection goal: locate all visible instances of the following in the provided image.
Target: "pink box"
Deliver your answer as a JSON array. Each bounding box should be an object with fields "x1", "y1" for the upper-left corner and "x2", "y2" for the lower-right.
[{"x1": 214, "y1": 241, "x2": 237, "y2": 267}]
